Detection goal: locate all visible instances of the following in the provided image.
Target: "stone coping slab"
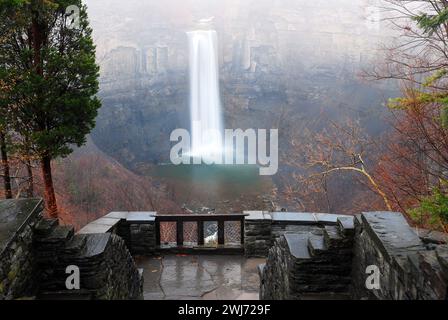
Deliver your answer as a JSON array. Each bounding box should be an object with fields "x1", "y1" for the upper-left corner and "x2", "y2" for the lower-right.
[
  {"x1": 244, "y1": 211, "x2": 272, "y2": 221},
  {"x1": 78, "y1": 211, "x2": 157, "y2": 235},
  {"x1": 270, "y1": 212, "x2": 351, "y2": 225},
  {"x1": 284, "y1": 233, "x2": 311, "y2": 260},
  {"x1": 315, "y1": 213, "x2": 349, "y2": 225},
  {"x1": 79, "y1": 211, "x2": 353, "y2": 237},
  {"x1": 92, "y1": 217, "x2": 121, "y2": 226},
  {"x1": 0, "y1": 198, "x2": 43, "y2": 254},
  {"x1": 78, "y1": 223, "x2": 113, "y2": 234},
  {"x1": 104, "y1": 211, "x2": 156, "y2": 220},
  {"x1": 80, "y1": 233, "x2": 112, "y2": 258},
  {"x1": 414, "y1": 228, "x2": 448, "y2": 244},
  {"x1": 361, "y1": 211, "x2": 426, "y2": 263},
  {"x1": 337, "y1": 216, "x2": 355, "y2": 230},
  {"x1": 126, "y1": 212, "x2": 156, "y2": 222},
  {"x1": 104, "y1": 211, "x2": 130, "y2": 219},
  {"x1": 272, "y1": 212, "x2": 315, "y2": 223}
]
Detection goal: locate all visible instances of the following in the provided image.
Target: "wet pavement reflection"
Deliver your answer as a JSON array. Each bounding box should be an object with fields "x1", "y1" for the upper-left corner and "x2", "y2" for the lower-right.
[{"x1": 134, "y1": 255, "x2": 265, "y2": 300}]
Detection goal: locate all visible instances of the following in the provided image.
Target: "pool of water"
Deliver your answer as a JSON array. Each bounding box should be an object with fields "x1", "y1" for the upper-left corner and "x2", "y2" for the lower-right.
[{"x1": 143, "y1": 164, "x2": 274, "y2": 213}]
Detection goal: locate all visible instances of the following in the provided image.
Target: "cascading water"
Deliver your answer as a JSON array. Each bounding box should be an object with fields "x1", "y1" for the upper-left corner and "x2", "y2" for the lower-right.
[{"x1": 187, "y1": 30, "x2": 223, "y2": 161}]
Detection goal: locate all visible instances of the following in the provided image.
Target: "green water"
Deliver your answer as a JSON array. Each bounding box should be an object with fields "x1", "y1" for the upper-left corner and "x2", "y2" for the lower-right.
[
  {"x1": 150, "y1": 164, "x2": 261, "y2": 184},
  {"x1": 145, "y1": 164, "x2": 273, "y2": 212}
]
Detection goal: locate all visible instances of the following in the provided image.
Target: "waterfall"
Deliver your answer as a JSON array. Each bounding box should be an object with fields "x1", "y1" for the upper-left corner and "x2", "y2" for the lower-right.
[{"x1": 187, "y1": 30, "x2": 223, "y2": 161}]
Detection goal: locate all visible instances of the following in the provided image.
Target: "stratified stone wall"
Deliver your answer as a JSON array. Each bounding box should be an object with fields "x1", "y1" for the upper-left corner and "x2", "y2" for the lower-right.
[
  {"x1": 129, "y1": 223, "x2": 156, "y2": 255},
  {"x1": 244, "y1": 212, "x2": 272, "y2": 257},
  {"x1": 36, "y1": 232, "x2": 143, "y2": 300},
  {"x1": 271, "y1": 223, "x2": 322, "y2": 242},
  {"x1": 259, "y1": 211, "x2": 448, "y2": 300},
  {"x1": 0, "y1": 199, "x2": 43, "y2": 300},
  {"x1": 79, "y1": 211, "x2": 156, "y2": 256},
  {"x1": 261, "y1": 217, "x2": 355, "y2": 300},
  {"x1": 245, "y1": 211, "x2": 350, "y2": 258},
  {"x1": 0, "y1": 201, "x2": 145, "y2": 300},
  {"x1": 351, "y1": 212, "x2": 448, "y2": 300}
]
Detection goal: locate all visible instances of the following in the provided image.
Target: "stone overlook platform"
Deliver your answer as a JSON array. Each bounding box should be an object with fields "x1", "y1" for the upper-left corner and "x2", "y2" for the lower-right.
[{"x1": 1, "y1": 198, "x2": 448, "y2": 300}]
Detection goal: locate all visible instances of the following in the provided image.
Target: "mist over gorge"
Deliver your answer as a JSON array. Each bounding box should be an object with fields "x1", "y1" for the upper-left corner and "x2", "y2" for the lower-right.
[
  {"x1": 3, "y1": 0, "x2": 448, "y2": 302},
  {"x1": 81, "y1": 0, "x2": 399, "y2": 212}
]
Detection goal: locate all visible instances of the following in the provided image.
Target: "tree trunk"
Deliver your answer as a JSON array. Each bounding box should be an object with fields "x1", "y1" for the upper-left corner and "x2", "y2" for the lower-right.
[
  {"x1": 26, "y1": 159, "x2": 34, "y2": 197},
  {"x1": 0, "y1": 131, "x2": 12, "y2": 199},
  {"x1": 40, "y1": 155, "x2": 58, "y2": 218}
]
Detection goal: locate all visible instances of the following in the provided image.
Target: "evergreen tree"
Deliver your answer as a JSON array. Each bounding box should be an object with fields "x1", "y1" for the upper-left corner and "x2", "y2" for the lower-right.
[{"x1": 0, "y1": 0, "x2": 101, "y2": 218}]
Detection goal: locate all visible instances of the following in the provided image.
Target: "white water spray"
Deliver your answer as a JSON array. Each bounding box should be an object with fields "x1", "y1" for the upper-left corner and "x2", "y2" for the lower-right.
[{"x1": 187, "y1": 30, "x2": 223, "y2": 160}]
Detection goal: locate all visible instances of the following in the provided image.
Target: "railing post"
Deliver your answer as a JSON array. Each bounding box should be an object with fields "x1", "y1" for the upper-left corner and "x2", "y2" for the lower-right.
[
  {"x1": 198, "y1": 220, "x2": 204, "y2": 245},
  {"x1": 155, "y1": 218, "x2": 161, "y2": 246},
  {"x1": 177, "y1": 221, "x2": 183, "y2": 246},
  {"x1": 218, "y1": 219, "x2": 225, "y2": 245},
  {"x1": 240, "y1": 216, "x2": 245, "y2": 245}
]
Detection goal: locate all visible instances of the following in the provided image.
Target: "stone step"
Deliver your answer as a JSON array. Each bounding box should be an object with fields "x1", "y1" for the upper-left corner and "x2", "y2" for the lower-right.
[
  {"x1": 290, "y1": 262, "x2": 353, "y2": 274},
  {"x1": 337, "y1": 216, "x2": 355, "y2": 237},
  {"x1": 290, "y1": 282, "x2": 351, "y2": 294},
  {"x1": 34, "y1": 218, "x2": 59, "y2": 237},
  {"x1": 36, "y1": 225, "x2": 75, "y2": 245},
  {"x1": 284, "y1": 234, "x2": 311, "y2": 261},
  {"x1": 61, "y1": 234, "x2": 87, "y2": 256},
  {"x1": 323, "y1": 226, "x2": 344, "y2": 248},
  {"x1": 307, "y1": 235, "x2": 327, "y2": 256},
  {"x1": 290, "y1": 273, "x2": 352, "y2": 283}
]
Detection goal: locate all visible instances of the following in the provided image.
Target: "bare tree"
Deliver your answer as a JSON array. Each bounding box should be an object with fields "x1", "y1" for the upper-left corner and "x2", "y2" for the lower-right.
[
  {"x1": 370, "y1": 0, "x2": 448, "y2": 87},
  {"x1": 294, "y1": 119, "x2": 392, "y2": 211}
]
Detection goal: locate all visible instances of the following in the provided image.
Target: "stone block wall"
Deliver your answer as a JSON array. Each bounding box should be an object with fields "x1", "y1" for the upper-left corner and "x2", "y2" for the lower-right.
[
  {"x1": 244, "y1": 211, "x2": 272, "y2": 257},
  {"x1": 259, "y1": 211, "x2": 448, "y2": 300},
  {"x1": 260, "y1": 217, "x2": 355, "y2": 299},
  {"x1": 351, "y1": 212, "x2": 448, "y2": 300},
  {"x1": 0, "y1": 200, "x2": 145, "y2": 300},
  {"x1": 0, "y1": 199, "x2": 43, "y2": 299},
  {"x1": 36, "y1": 231, "x2": 143, "y2": 300},
  {"x1": 129, "y1": 223, "x2": 156, "y2": 255},
  {"x1": 79, "y1": 211, "x2": 156, "y2": 256},
  {"x1": 244, "y1": 211, "x2": 350, "y2": 258}
]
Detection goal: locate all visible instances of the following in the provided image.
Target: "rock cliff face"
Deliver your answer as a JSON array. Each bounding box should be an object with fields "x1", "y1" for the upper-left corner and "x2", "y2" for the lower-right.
[{"x1": 85, "y1": 0, "x2": 396, "y2": 169}]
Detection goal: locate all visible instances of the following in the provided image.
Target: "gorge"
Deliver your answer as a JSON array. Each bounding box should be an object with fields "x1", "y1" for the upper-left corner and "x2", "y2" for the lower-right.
[{"x1": 81, "y1": 0, "x2": 398, "y2": 215}]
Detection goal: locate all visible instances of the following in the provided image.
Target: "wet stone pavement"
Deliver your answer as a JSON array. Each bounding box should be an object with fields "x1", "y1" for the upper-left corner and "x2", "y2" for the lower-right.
[{"x1": 134, "y1": 255, "x2": 265, "y2": 300}]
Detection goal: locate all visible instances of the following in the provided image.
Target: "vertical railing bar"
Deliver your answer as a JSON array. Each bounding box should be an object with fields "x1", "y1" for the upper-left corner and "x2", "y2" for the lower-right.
[
  {"x1": 177, "y1": 221, "x2": 183, "y2": 246},
  {"x1": 155, "y1": 218, "x2": 161, "y2": 246},
  {"x1": 240, "y1": 217, "x2": 245, "y2": 245},
  {"x1": 218, "y1": 219, "x2": 225, "y2": 245},
  {"x1": 198, "y1": 220, "x2": 204, "y2": 245}
]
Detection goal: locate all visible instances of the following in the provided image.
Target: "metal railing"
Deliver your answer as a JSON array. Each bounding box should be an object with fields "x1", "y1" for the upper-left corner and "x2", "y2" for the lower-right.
[{"x1": 155, "y1": 213, "x2": 246, "y2": 250}]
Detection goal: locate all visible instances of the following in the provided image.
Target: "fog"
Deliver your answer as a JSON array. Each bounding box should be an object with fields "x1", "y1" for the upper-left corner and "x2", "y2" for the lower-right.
[
  {"x1": 84, "y1": 0, "x2": 392, "y2": 72},
  {"x1": 80, "y1": 0, "x2": 401, "y2": 213}
]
